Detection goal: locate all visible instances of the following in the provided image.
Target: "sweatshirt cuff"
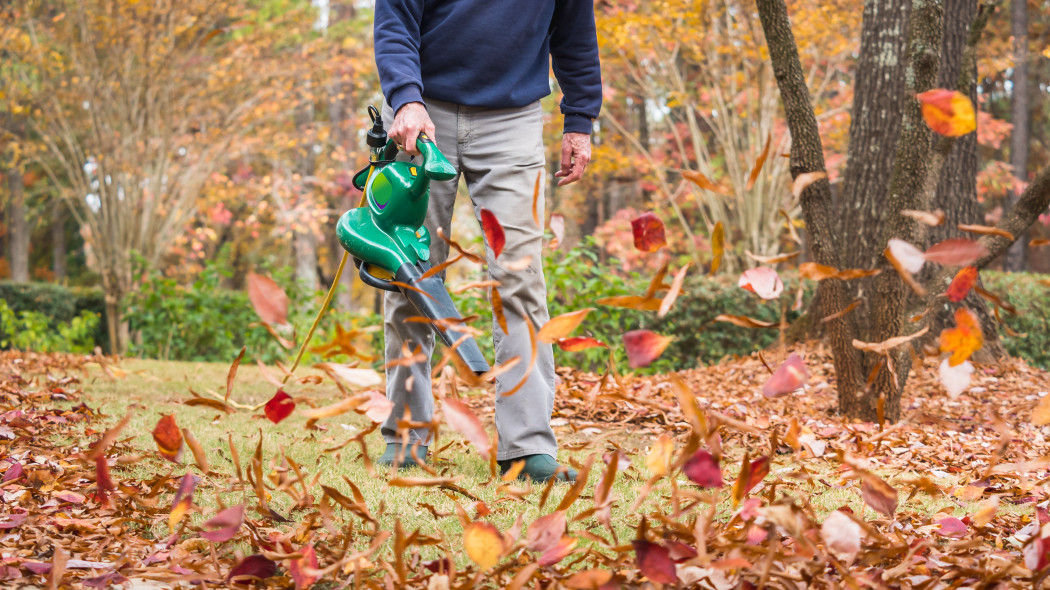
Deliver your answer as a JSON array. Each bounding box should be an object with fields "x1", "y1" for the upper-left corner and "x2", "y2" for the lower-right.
[
  {"x1": 389, "y1": 84, "x2": 425, "y2": 116},
  {"x1": 563, "y1": 114, "x2": 593, "y2": 135}
]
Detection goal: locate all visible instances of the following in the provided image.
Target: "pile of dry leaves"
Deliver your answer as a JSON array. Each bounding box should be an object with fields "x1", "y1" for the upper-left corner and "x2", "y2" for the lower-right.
[{"x1": 2, "y1": 345, "x2": 1050, "y2": 588}]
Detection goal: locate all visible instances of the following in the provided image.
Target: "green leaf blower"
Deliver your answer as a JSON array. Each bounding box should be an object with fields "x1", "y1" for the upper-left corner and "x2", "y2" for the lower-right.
[{"x1": 336, "y1": 106, "x2": 490, "y2": 375}]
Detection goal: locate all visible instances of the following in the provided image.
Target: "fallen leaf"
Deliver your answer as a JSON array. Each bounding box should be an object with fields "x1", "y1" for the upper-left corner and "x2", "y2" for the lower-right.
[
  {"x1": 746, "y1": 250, "x2": 800, "y2": 264},
  {"x1": 556, "y1": 337, "x2": 608, "y2": 352},
  {"x1": 821, "y1": 510, "x2": 861, "y2": 563},
  {"x1": 169, "y1": 474, "x2": 198, "y2": 531},
  {"x1": 631, "y1": 212, "x2": 667, "y2": 252},
  {"x1": 632, "y1": 540, "x2": 678, "y2": 584},
  {"x1": 152, "y1": 415, "x2": 183, "y2": 463},
  {"x1": 791, "y1": 171, "x2": 827, "y2": 198},
  {"x1": 853, "y1": 326, "x2": 929, "y2": 355},
  {"x1": 623, "y1": 330, "x2": 673, "y2": 369},
  {"x1": 798, "y1": 262, "x2": 879, "y2": 281},
  {"x1": 538, "y1": 308, "x2": 594, "y2": 343},
  {"x1": 224, "y1": 346, "x2": 245, "y2": 404},
  {"x1": 314, "y1": 363, "x2": 383, "y2": 388},
  {"x1": 538, "y1": 536, "x2": 577, "y2": 566},
  {"x1": 936, "y1": 517, "x2": 968, "y2": 538},
  {"x1": 763, "y1": 353, "x2": 809, "y2": 398},
  {"x1": 746, "y1": 134, "x2": 771, "y2": 191},
  {"x1": 946, "y1": 266, "x2": 978, "y2": 303},
  {"x1": 358, "y1": 391, "x2": 394, "y2": 423},
  {"x1": 860, "y1": 475, "x2": 898, "y2": 517},
  {"x1": 939, "y1": 308, "x2": 983, "y2": 366},
  {"x1": 1033, "y1": 395, "x2": 1050, "y2": 426},
  {"x1": 923, "y1": 238, "x2": 989, "y2": 267},
  {"x1": 710, "y1": 222, "x2": 724, "y2": 275},
  {"x1": 887, "y1": 239, "x2": 926, "y2": 274},
  {"x1": 596, "y1": 295, "x2": 663, "y2": 311},
  {"x1": 645, "y1": 433, "x2": 673, "y2": 477},
  {"x1": 491, "y1": 287, "x2": 509, "y2": 335},
  {"x1": 940, "y1": 359, "x2": 974, "y2": 398},
  {"x1": 658, "y1": 265, "x2": 690, "y2": 317},
  {"x1": 200, "y1": 505, "x2": 244, "y2": 543},
  {"x1": 264, "y1": 390, "x2": 296, "y2": 424},
  {"x1": 289, "y1": 544, "x2": 319, "y2": 590},
  {"x1": 227, "y1": 555, "x2": 278, "y2": 583},
  {"x1": 683, "y1": 449, "x2": 723, "y2": 488},
  {"x1": 441, "y1": 398, "x2": 491, "y2": 460},
  {"x1": 738, "y1": 267, "x2": 783, "y2": 299},
  {"x1": 916, "y1": 89, "x2": 977, "y2": 136},
  {"x1": 247, "y1": 272, "x2": 289, "y2": 326},
  {"x1": 526, "y1": 511, "x2": 567, "y2": 553},
  {"x1": 549, "y1": 214, "x2": 565, "y2": 250},
  {"x1": 901, "y1": 209, "x2": 946, "y2": 226},
  {"x1": 480, "y1": 208, "x2": 506, "y2": 259},
  {"x1": 714, "y1": 314, "x2": 779, "y2": 329},
  {"x1": 682, "y1": 169, "x2": 730, "y2": 195},
  {"x1": 958, "y1": 224, "x2": 1013, "y2": 240},
  {"x1": 463, "y1": 521, "x2": 505, "y2": 570}
]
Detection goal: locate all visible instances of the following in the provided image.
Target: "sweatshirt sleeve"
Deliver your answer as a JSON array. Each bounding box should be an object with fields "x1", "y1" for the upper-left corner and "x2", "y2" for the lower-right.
[
  {"x1": 374, "y1": 0, "x2": 426, "y2": 114},
  {"x1": 549, "y1": 0, "x2": 603, "y2": 135}
]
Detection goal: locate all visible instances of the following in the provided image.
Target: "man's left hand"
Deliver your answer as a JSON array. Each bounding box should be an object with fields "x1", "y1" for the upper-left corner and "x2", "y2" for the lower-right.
[{"x1": 555, "y1": 132, "x2": 591, "y2": 186}]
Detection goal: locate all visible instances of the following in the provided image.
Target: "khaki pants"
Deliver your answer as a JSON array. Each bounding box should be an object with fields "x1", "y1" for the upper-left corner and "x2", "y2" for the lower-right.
[{"x1": 380, "y1": 98, "x2": 558, "y2": 462}]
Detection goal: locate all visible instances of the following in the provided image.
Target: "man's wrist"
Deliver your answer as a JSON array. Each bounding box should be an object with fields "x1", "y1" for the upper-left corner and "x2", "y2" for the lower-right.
[
  {"x1": 389, "y1": 85, "x2": 425, "y2": 117},
  {"x1": 562, "y1": 114, "x2": 593, "y2": 135}
]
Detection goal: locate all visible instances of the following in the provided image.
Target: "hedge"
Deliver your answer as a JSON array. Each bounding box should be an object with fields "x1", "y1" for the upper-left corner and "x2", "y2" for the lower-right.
[{"x1": 0, "y1": 281, "x2": 108, "y2": 352}]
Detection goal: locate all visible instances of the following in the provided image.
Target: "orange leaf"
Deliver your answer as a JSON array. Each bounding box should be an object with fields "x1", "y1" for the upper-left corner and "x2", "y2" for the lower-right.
[
  {"x1": 152, "y1": 415, "x2": 183, "y2": 463},
  {"x1": 923, "y1": 238, "x2": 989, "y2": 266},
  {"x1": 169, "y1": 473, "x2": 197, "y2": 531},
  {"x1": 247, "y1": 272, "x2": 289, "y2": 326},
  {"x1": 746, "y1": 133, "x2": 771, "y2": 191},
  {"x1": 799, "y1": 262, "x2": 880, "y2": 281},
  {"x1": 916, "y1": 89, "x2": 977, "y2": 137},
  {"x1": 958, "y1": 224, "x2": 1013, "y2": 240},
  {"x1": 682, "y1": 169, "x2": 730, "y2": 195},
  {"x1": 531, "y1": 170, "x2": 542, "y2": 226},
  {"x1": 480, "y1": 208, "x2": 506, "y2": 259},
  {"x1": 538, "y1": 308, "x2": 594, "y2": 343},
  {"x1": 791, "y1": 171, "x2": 827, "y2": 198},
  {"x1": 714, "y1": 314, "x2": 779, "y2": 329},
  {"x1": 939, "y1": 308, "x2": 984, "y2": 366},
  {"x1": 224, "y1": 346, "x2": 245, "y2": 404},
  {"x1": 946, "y1": 266, "x2": 978, "y2": 302},
  {"x1": 631, "y1": 212, "x2": 666, "y2": 252},
  {"x1": 556, "y1": 337, "x2": 608, "y2": 352},
  {"x1": 491, "y1": 287, "x2": 509, "y2": 335},
  {"x1": 463, "y1": 521, "x2": 505, "y2": 570},
  {"x1": 901, "y1": 209, "x2": 945, "y2": 226},
  {"x1": 623, "y1": 330, "x2": 673, "y2": 369},
  {"x1": 596, "y1": 295, "x2": 663, "y2": 311},
  {"x1": 709, "y1": 222, "x2": 724, "y2": 275},
  {"x1": 746, "y1": 250, "x2": 800, "y2": 264},
  {"x1": 441, "y1": 398, "x2": 491, "y2": 460},
  {"x1": 645, "y1": 433, "x2": 673, "y2": 477}
]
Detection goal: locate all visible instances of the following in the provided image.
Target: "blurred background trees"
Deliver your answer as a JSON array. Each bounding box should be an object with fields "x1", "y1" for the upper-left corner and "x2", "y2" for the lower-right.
[{"x1": 0, "y1": 0, "x2": 1048, "y2": 371}]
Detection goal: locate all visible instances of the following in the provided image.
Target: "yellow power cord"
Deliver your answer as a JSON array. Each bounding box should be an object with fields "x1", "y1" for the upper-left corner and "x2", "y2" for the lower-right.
[{"x1": 281, "y1": 250, "x2": 351, "y2": 385}]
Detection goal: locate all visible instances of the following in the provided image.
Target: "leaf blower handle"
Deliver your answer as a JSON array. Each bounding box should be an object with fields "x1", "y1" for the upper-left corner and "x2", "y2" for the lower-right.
[{"x1": 381, "y1": 134, "x2": 458, "y2": 182}]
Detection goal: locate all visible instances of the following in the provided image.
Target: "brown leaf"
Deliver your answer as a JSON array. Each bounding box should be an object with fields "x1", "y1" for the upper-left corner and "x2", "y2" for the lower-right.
[
  {"x1": 247, "y1": 272, "x2": 289, "y2": 326},
  {"x1": 790, "y1": 171, "x2": 827, "y2": 198},
  {"x1": 799, "y1": 262, "x2": 880, "y2": 281},
  {"x1": 901, "y1": 209, "x2": 945, "y2": 226},
  {"x1": 531, "y1": 170, "x2": 542, "y2": 226},
  {"x1": 491, "y1": 287, "x2": 509, "y2": 335},
  {"x1": 860, "y1": 475, "x2": 898, "y2": 517},
  {"x1": 682, "y1": 169, "x2": 731, "y2": 195},
  {"x1": 596, "y1": 295, "x2": 663, "y2": 311},
  {"x1": 224, "y1": 346, "x2": 246, "y2": 404},
  {"x1": 852, "y1": 326, "x2": 929, "y2": 355},
  {"x1": 958, "y1": 223, "x2": 1014, "y2": 240},
  {"x1": 526, "y1": 510, "x2": 566, "y2": 553},
  {"x1": 923, "y1": 238, "x2": 989, "y2": 266},
  {"x1": 714, "y1": 314, "x2": 779, "y2": 329},
  {"x1": 200, "y1": 504, "x2": 245, "y2": 542},
  {"x1": 746, "y1": 250, "x2": 800, "y2": 264},
  {"x1": 182, "y1": 428, "x2": 210, "y2": 474},
  {"x1": 632, "y1": 539, "x2": 678, "y2": 584},
  {"x1": 658, "y1": 264, "x2": 690, "y2": 318}
]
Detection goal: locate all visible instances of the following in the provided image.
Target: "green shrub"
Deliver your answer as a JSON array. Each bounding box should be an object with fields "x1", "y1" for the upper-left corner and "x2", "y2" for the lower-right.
[
  {"x1": 0, "y1": 281, "x2": 78, "y2": 323},
  {"x1": 0, "y1": 299, "x2": 100, "y2": 353},
  {"x1": 981, "y1": 271, "x2": 1050, "y2": 369}
]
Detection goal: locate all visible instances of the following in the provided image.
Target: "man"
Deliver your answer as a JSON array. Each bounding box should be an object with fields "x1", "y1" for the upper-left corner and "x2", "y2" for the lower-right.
[{"x1": 373, "y1": 0, "x2": 602, "y2": 483}]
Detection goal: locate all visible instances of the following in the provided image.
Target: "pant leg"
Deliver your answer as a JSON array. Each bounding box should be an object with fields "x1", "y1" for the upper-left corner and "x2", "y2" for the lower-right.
[
  {"x1": 381, "y1": 99, "x2": 461, "y2": 445},
  {"x1": 458, "y1": 101, "x2": 558, "y2": 461}
]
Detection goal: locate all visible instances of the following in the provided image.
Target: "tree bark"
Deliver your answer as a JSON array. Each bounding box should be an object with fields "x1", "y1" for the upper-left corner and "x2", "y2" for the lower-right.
[
  {"x1": 5, "y1": 169, "x2": 29, "y2": 282},
  {"x1": 1006, "y1": 0, "x2": 1029, "y2": 271},
  {"x1": 841, "y1": 0, "x2": 910, "y2": 272},
  {"x1": 755, "y1": 0, "x2": 864, "y2": 418},
  {"x1": 52, "y1": 199, "x2": 67, "y2": 281}
]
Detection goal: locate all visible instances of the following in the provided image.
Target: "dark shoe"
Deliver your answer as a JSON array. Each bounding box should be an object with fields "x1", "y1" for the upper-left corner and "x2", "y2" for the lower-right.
[
  {"x1": 376, "y1": 443, "x2": 428, "y2": 469},
  {"x1": 498, "y1": 454, "x2": 577, "y2": 483}
]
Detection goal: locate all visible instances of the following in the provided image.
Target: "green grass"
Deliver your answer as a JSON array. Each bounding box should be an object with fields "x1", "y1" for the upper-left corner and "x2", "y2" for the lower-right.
[{"x1": 69, "y1": 358, "x2": 1027, "y2": 569}]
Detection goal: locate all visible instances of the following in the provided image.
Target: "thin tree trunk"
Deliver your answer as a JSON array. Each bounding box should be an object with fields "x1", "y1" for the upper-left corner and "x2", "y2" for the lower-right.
[
  {"x1": 5, "y1": 169, "x2": 29, "y2": 282},
  {"x1": 52, "y1": 199, "x2": 67, "y2": 281},
  {"x1": 1006, "y1": 0, "x2": 1029, "y2": 271}
]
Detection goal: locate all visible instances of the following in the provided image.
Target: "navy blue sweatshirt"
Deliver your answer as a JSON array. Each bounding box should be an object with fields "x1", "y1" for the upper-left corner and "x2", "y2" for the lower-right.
[{"x1": 374, "y1": 0, "x2": 602, "y2": 134}]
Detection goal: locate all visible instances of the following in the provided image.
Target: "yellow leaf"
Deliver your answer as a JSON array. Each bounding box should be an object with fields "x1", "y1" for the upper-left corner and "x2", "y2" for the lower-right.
[
  {"x1": 939, "y1": 308, "x2": 983, "y2": 366},
  {"x1": 463, "y1": 522, "x2": 505, "y2": 570},
  {"x1": 1032, "y1": 395, "x2": 1050, "y2": 426},
  {"x1": 645, "y1": 433, "x2": 673, "y2": 477},
  {"x1": 537, "y1": 308, "x2": 594, "y2": 344},
  {"x1": 709, "y1": 222, "x2": 724, "y2": 275},
  {"x1": 916, "y1": 89, "x2": 976, "y2": 137}
]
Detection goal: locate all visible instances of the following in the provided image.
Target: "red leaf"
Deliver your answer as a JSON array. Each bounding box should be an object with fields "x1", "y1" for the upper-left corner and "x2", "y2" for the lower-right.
[
  {"x1": 762, "y1": 353, "x2": 810, "y2": 398},
  {"x1": 683, "y1": 449, "x2": 723, "y2": 488},
  {"x1": 94, "y1": 455, "x2": 114, "y2": 505},
  {"x1": 622, "y1": 330, "x2": 673, "y2": 369},
  {"x1": 227, "y1": 555, "x2": 278, "y2": 583},
  {"x1": 738, "y1": 267, "x2": 784, "y2": 300},
  {"x1": 526, "y1": 511, "x2": 567, "y2": 553},
  {"x1": 631, "y1": 212, "x2": 666, "y2": 252},
  {"x1": 860, "y1": 476, "x2": 898, "y2": 517},
  {"x1": 289, "y1": 544, "x2": 319, "y2": 590},
  {"x1": 936, "y1": 517, "x2": 968, "y2": 538},
  {"x1": 264, "y1": 390, "x2": 296, "y2": 424},
  {"x1": 480, "y1": 208, "x2": 506, "y2": 259},
  {"x1": 200, "y1": 505, "x2": 244, "y2": 543},
  {"x1": 923, "y1": 238, "x2": 989, "y2": 266},
  {"x1": 152, "y1": 415, "x2": 184, "y2": 463},
  {"x1": 538, "y1": 536, "x2": 577, "y2": 566},
  {"x1": 440, "y1": 398, "x2": 491, "y2": 460},
  {"x1": 556, "y1": 337, "x2": 608, "y2": 352},
  {"x1": 169, "y1": 473, "x2": 198, "y2": 531},
  {"x1": 946, "y1": 266, "x2": 978, "y2": 302},
  {"x1": 632, "y1": 540, "x2": 678, "y2": 584},
  {"x1": 916, "y1": 89, "x2": 977, "y2": 137},
  {"x1": 247, "y1": 272, "x2": 289, "y2": 326}
]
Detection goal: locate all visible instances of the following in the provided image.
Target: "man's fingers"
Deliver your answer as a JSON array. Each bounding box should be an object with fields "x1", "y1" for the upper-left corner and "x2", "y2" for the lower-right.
[
  {"x1": 559, "y1": 141, "x2": 573, "y2": 176},
  {"x1": 404, "y1": 128, "x2": 421, "y2": 155}
]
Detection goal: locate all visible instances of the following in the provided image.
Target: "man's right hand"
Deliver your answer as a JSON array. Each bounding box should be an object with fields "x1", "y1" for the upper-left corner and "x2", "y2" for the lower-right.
[{"x1": 389, "y1": 102, "x2": 435, "y2": 156}]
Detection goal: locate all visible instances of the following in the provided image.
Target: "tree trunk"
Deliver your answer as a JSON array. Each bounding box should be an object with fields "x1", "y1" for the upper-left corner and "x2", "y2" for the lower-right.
[
  {"x1": 1006, "y1": 0, "x2": 1029, "y2": 271},
  {"x1": 840, "y1": 0, "x2": 910, "y2": 272},
  {"x1": 926, "y1": 0, "x2": 1006, "y2": 362},
  {"x1": 5, "y1": 170, "x2": 29, "y2": 282},
  {"x1": 52, "y1": 199, "x2": 67, "y2": 281}
]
